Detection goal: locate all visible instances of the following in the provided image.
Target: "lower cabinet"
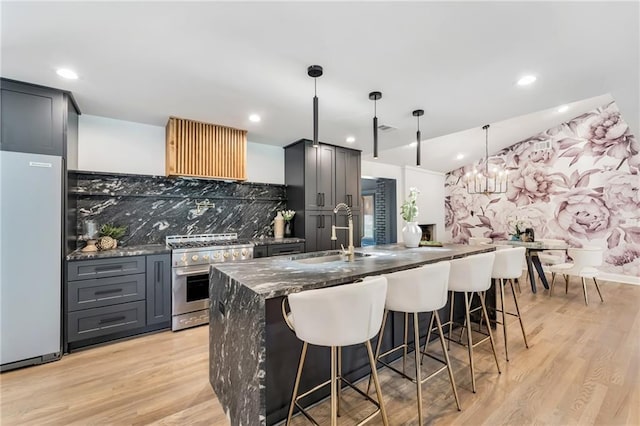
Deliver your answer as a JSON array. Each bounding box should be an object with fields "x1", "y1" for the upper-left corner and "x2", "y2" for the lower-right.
[
  {"x1": 66, "y1": 253, "x2": 171, "y2": 351},
  {"x1": 146, "y1": 255, "x2": 171, "y2": 326},
  {"x1": 304, "y1": 212, "x2": 361, "y2": 253},
  {"x1": 253, "y1": 242, "x2": 305, "y2": 259}
]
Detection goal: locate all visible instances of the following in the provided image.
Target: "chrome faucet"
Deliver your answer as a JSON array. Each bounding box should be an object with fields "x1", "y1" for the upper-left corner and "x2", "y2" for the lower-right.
[{"x1": 331, "y1": 203, "x2": 355, "y2": 261}]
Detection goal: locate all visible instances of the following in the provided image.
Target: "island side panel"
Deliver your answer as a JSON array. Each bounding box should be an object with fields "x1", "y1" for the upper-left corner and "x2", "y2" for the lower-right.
[{"x1": 210, "y1": 267, "x2": 266, "y2": 426}]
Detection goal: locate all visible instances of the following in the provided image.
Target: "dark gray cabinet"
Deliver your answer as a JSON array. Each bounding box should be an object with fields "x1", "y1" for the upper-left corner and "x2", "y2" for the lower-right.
[
  {"x1": 146, "y1": 254, "x2": 171, "y2": 326},
  {"x1": 267, "y1": 242, "x2": 304, "y2": 257},
  {"x1": 304, "y1": 212, "x2": 335, "y2": 253},
  {"x1": 254, "y1": 245, "x2": 269, "y2": 258},
  {"x1": 66, "y1": 253, "x2": 171, "y2": 351},
  {"x1": 285, "y1": 139, "x2": 362, "y2": 253},
  {"x1": 335, "y1": 148, "x2": 361, "y2": 210},
  {"x1": 0, "y1": 78, "x2": 80, "y2": 158}
]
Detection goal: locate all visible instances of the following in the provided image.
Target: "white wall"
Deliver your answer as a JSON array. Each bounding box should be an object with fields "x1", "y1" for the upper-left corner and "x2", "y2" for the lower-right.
[
  {"x1": 403, "y1": 166, "x2": 446, "y2": 242},
  {"x1": 77, "y1": 115, "x2": 284, "y2": 184}
]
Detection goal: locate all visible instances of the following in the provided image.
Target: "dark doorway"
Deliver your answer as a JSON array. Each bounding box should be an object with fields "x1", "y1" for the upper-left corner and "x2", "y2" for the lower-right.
[{"x1": 361, "y1": 177, "x2": 397, "y2": 246}]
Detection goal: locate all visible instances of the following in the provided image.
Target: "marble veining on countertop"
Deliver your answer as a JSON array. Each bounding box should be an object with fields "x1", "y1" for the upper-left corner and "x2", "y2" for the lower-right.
[
  {"x1": 66, "y1": 244, "x2": 170, "y2": 261},
  {"x1": 211, "y1": 243, "x2": 495, "y2": 299}
]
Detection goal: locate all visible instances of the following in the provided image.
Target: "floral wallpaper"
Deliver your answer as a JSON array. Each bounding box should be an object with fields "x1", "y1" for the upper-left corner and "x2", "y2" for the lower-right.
[{"x1": 445, "y1": 101, "x2": 640, "y2": 279}]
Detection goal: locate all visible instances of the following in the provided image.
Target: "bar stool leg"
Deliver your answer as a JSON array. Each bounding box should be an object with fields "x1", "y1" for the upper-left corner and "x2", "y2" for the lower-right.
[
  {"x1": 448, "y1": 291, "x2": 454, "y2": 351},
  {"x1": 286, "y1": 342, "x2": 308, "y2": 426},
  {"x1": 479, "y1": 292, "x2": 501, "y2": 374},
  {"x1": 420, "y1": 313, "x2": 435, "y2": 365},
  {"x1": 550, "y1": 273, "x2": 556, "y2": 296},
  {"x1": 337, "y1": 346, "x2": 342, "y2": 417},
  {"x1": 403, "y1": 312, "x2": 409, "y2": 375},
  {"x1": 365, "y1": 340, "x2": 389, "y2": 426},
  {"x1": 593, "y1": 278, "x2": 604, "y2": 302},
  {"x1": 500, "y1": 279, "x2": 509, "y2": 362},
  {"x1": 463, "y1": 291, "x2": 476, "y2": 393},
  {"x1": 565, "y1": 275, "x2": 569, "y2": 294},
  {"x1": 434, "y1": 313, "x2": 462, "y2": 411},
  {"x1": 367, "y1": 310, "x2": 388, "y2": 395},
  {"x1": 413, "y1": 313, "x2": 424, "y2": 424},
  {"x1": 509, "y1": 279, "x2": 529, "y2": 349},
  {"x1": 330, "y1": 346, "x2": 338, "y2": 426},
  {"x1": 581, "y1": 277, "x2": 589, "y2": 305}
]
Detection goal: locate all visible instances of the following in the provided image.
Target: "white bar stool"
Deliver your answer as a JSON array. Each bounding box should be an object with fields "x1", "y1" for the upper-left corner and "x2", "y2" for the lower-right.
[
  {"x1": 282, "y1": 278, "x2": 389, "y2": 426},
  {"x1": 443, "y1": 252, "x2": 501, "y2": 393},
  {"x1": 549, "y1": 247, "x2": 604, "y2": 305},
  {"x1": 490, "y1": 247, "x2": 529, "y2": 362},
  {"x1": 366, "y1": 263, "x2": 461, "y2": 424}
]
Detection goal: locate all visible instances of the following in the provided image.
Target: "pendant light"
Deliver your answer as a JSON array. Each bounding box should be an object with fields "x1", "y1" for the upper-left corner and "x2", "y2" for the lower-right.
[
  {"x1": 307, "y1": 65, "x2": 323, "y2": 147},
  {"x1": 369, "y1": 91, "x2": 382, "y2": 159},
  {"x1": 412, "y1": 109, "x2": 424, "y2": 167},
  {"x1": 465, "y1": 124, "x2": 508, "y2": 195}
]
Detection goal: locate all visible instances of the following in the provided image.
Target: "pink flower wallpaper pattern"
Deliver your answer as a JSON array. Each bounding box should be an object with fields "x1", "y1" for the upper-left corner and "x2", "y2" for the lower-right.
[{"x1": 445, "y1": 101, "x2": 640, "y2": 279}]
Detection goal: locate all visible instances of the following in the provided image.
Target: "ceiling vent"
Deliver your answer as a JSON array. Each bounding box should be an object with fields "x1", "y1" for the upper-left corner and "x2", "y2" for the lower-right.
[
  {"x1": 377, "y1": 124, "x2": 397, "y2": 132},
  {"x1": 532, "y1": 140, "x2": 552, "y2": 152}
]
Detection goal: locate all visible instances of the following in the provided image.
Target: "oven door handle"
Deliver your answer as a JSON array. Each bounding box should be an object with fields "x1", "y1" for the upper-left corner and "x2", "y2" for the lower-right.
[{"x1": 174, "y1": 268, "x2": 210, "y2": 276}]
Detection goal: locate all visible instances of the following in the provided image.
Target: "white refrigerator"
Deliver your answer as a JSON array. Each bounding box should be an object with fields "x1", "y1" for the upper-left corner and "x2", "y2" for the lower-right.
[{"x1": 0, "y1": 150, "x2": 63, "y2": 370}]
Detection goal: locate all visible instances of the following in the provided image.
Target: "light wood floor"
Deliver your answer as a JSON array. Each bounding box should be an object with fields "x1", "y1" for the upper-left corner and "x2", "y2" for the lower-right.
[{"x1": 1, "y1": 277, "x2": 639, "y2": 425}]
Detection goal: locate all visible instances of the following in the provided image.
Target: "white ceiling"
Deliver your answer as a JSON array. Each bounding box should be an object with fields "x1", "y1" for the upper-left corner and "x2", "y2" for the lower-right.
[{"x1": 1, "y1": 1, "x2": 638, "y2": 173}]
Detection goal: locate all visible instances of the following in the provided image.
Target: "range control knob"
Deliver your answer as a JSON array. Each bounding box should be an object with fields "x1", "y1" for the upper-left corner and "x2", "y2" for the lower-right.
[
  {"x1": 191, "y1": 255, "x2": 199, "y2": 261},
  {"x1": 214, "y1": 252, "x2": 221, "y2": 259},
  {"x1": 181, "y1": 255, "x2": 187, "y2": 264},
  {"x1": 223, "y1": 252, "x2": 229, "y2": 258},
  {"x1": 232, "y1": 251, "x2": 239, "y2": 257},
  {"x1": 241, "y1": 249, "x2": 247, "y2": 256},
  {"x1": 203, "y1": 255, "x2": 210, "y2": 260}
]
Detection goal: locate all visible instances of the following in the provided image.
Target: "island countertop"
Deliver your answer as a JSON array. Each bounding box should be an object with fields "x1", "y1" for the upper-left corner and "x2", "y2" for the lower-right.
[
  {"x1": 210, "y1": 243, "x2": 495, "y2": 299},
  {"x1": 208, "y1": 243, "x2": 495, "y2": 426}
]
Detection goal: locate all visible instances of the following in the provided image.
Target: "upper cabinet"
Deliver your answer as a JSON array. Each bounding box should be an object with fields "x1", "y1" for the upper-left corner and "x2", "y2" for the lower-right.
[
  {"x1": 285, "y1": 139, "x2": 362, "y2": 252},
  {"x1": 165, "y1": 116, "x2": 247, "y2": 181},
  {"x1": 0, "y1": 78, "x2": 80, "y2": 160}
]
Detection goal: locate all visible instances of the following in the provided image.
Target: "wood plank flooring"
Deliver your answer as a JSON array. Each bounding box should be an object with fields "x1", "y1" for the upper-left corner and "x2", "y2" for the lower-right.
[{"x1": 1, "y1": 277, "x2": 639, "y2": 425}]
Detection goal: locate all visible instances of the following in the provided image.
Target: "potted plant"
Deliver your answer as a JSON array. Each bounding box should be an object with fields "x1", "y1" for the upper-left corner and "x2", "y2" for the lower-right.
[
  {"x1": 281, "y1": 210, "x2": 296, "y2": 238},
  {"x1": 400, "y1": 187, "x2": 421, "y2": 248},
  {"x1": 97, "y1": 223, "x2": 127, "y2": 250}
]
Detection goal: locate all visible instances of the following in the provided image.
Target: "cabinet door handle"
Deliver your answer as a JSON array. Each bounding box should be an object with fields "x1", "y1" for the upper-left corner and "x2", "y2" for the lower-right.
[
  {"x1": 156, "y1": 262, "x2": 161, "y2": 283},
  {"x1": 317, "y1": 216, "x2": 322, "y2": 229},
  {"x1": 317, "y1": 193, "x2": 322, "y2": 206},
  {"x1": 320, "y1": 193, "x2": 325, "y2": 207},
  {"x1": 321, "y1": 216, "x2": 325, "y2": 229},
  {"x1": 98, "y1": 315, "x2": 126, "y2": 325},
  {"x1": 94, "y1": 288, "x2": 123, "y2": 296},
  {"x1": 347, "y1": 194, "x2": 352, "y2": 207}
]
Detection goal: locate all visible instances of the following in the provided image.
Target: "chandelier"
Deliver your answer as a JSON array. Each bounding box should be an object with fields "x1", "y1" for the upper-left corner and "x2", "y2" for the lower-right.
[{"x1": 465, "y1": 124, "x2": 508, "y2": 195}]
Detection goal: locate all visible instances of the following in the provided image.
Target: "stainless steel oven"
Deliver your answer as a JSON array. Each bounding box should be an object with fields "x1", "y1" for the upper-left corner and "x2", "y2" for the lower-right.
[{"x1": 167, "y1": 234, "x2": 253, "y2": 331}]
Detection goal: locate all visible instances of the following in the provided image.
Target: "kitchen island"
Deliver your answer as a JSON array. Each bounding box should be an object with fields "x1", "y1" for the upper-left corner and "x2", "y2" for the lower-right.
[{"x1": 208, "y1": 244, "x2": 494, "y2": 426}]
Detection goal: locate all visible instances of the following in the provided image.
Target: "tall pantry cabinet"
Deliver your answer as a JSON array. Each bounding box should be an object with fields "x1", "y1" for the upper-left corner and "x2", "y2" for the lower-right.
[{"x1": 284, "y1": 139, "x2": 362, "y2": 252}]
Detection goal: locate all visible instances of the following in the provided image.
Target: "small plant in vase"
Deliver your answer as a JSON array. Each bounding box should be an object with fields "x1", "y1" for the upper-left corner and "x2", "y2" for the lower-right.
[
  {"x1": 97, "y1": 223, "x2": 127, "y2": 250},
  {"x1": 400, "y1": 188, "x2": 421, "y2": 248},
  {"x1": 281, "y1": 210, "x2": 296, "y2": 238}
]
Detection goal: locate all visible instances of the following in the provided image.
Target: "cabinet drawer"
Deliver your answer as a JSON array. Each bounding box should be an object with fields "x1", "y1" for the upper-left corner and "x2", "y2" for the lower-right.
[
  {"x1": 68, "y1": 256, "x2": 146, "y2": 281},
  {"x1": 268, "y1": 243, "x2": 305, "y2": 257},
  {"x1": 67, "y1": 301, "x2": 146, "y2": 342},
  {"x1": 68, "y1": 274, "x2": 146, "y2": 311}
]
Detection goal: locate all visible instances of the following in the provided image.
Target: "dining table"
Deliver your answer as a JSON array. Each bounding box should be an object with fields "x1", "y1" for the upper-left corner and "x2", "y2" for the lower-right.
[{"x1": 493, "y1": 240, "x2": 569, "y2": 293}]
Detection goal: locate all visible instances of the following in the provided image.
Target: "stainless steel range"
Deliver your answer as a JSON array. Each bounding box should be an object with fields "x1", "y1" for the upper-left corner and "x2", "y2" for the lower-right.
[{"x1": 166, "y1": 233, "x2": 253, "y2": 331}]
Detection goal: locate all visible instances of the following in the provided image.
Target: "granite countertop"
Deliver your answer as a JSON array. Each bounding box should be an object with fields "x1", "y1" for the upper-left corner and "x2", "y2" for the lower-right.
[
  {"x1": 66, "y1": 244, "x2": 170, "y2": 261},
  {"x1": 211, "y1": 243, "x2": 495, "y2": 299},
  {"x1": 250, "y1": 237, "x2": 305, "y2": 246}
]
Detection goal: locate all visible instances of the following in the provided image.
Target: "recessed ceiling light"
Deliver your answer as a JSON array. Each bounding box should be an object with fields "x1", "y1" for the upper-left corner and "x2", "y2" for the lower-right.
[
  {"x1": 517, "y1": 75, "x2": 536, "y2": 86},
  {"x1": 456, "y1": 153, "x2": 464, "y2": 160},
  {"x1": 409, "y1": 141, "x2": 418, "y2": 148},
  {"x1": 557, "y1": 105, "x2": 569, "y2": 113},
  {"x1": 56, "y1": 68, "x2": 78, "y2": 80},
  {"x1": 249, "y1": 114, "x2": 261, "y2": 123},
  {"x1": 346, "y1": 136, "x2": 355, "y2": 143}
]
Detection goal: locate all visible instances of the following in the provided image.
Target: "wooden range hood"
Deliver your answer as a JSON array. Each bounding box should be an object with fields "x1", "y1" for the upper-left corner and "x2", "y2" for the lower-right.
[{"x1": 165, "y1": 116, "x2": 247, "y2": 181}]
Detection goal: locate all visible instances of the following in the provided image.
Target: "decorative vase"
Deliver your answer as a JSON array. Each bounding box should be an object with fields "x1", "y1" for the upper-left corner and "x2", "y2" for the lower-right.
[
  {"x1": 402, "y1": 221, "x2": 421, "y2": 248},
  {"x1": 284, "y1": 220, "x2": 293, "y2": 238}
]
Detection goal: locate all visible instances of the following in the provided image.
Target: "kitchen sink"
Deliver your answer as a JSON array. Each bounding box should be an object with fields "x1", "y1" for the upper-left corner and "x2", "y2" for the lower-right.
[{"x1": 293, "y1": 252, "x2": 372, "y2": 264}]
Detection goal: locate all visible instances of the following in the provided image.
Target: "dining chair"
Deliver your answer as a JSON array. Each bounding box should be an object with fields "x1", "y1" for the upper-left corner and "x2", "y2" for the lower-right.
[{"x1": 549, "y1": 247, "x2": 604, "y2": 305}]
